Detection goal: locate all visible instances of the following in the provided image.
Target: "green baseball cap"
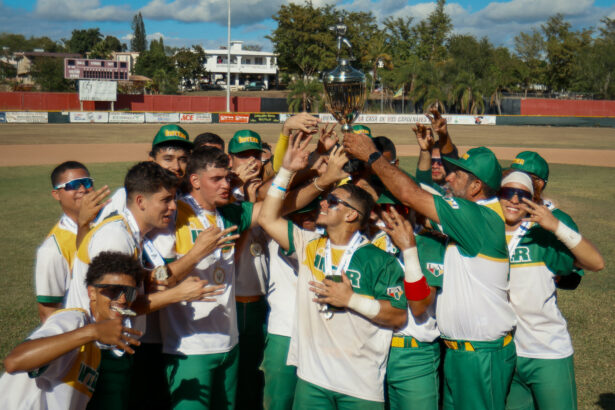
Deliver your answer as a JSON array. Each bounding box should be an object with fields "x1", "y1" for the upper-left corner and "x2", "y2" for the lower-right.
[
  {"x1": 352, "y1": 124, "x2": 372, "y2": 138},
  {"x1": 510, "y1": 151, "x2": 549, "y2": 181},
  {"x1": 152, "y1": 124, "x2": 192, "y2": 149},
  {"x1": 377, "y1": 190, "x2": 401, "y2": 205},
  {"x1": 443, "y1": 146, "x2": 502, "y2": 190},
  {"x1": 228, "y1": 130, "x2": 263, "y2": 154}
]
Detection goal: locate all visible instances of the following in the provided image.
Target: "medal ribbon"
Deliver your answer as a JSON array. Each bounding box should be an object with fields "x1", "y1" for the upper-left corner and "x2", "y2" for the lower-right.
[
  {"x1": 184, "y1": 194, "x2": 226, "y2": 261},
  {"x1": 324, "y1": 231, "x2": 365, "y2": 278}
]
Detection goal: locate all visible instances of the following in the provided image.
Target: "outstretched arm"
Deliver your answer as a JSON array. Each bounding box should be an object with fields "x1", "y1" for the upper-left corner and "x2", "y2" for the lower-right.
[{"x1": 344, "y1": 132, "x2": 439, "y2": 223}]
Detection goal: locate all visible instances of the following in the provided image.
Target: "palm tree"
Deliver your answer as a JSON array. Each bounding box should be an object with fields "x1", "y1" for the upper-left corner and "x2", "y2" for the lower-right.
[{"x1": 287, "y1": 78, "x2": 322, "y2": 112}]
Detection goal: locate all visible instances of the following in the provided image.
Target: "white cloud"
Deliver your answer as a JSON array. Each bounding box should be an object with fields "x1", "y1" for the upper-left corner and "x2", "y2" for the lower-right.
[{"x1": 34, "y1": 0, "x2": 133, "y2": 21}]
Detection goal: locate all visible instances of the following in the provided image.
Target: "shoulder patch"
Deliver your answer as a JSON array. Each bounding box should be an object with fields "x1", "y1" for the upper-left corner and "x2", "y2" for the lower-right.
[
  {"x1": 386, "y1": 285, "x2": 403, "y2": 300},
  {"x1": 443, "y1": 197, "x2": 459, "y2": 209},
  {"x1": 426, "y1": 262, "x2": 444, "y2": 277}
]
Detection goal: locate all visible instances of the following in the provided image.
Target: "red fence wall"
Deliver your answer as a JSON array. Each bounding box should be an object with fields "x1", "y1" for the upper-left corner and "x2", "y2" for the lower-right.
[
  {"x1": 521, "y1": 99, "x2": 615, "y2": 116},
  {"x1": 0, "y1": 92, "x2": 261, "y2": 112}
]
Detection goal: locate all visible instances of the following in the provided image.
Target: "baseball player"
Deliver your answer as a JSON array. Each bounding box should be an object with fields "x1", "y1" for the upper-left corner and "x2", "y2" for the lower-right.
[
  {"x1": 35, "y1": 161, "x2": 102, "y2": 322},
  {"x1": 344, "y1": 133, "x2": 515, "y2": 410},
  {"x1": 259, "y1": 133, "x2": 407, "y2": 409},
  {"x1": 194, "y1": 132, "x2": 225, "y2": 151},
  {"x1": 0, "y1": 252, "x2": 143, "y2": 410},
  {"x1": 499, "y1": 171, "x2": 603, "y2": 410}
]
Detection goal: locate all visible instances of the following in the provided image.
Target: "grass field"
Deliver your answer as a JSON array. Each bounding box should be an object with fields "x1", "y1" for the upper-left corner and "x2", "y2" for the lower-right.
[{"x1": 0, "y1": 126, "x2": 613, "y2": 408}]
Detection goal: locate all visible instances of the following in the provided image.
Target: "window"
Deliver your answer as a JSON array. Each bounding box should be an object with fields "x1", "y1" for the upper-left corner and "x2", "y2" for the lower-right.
[
  {"x1": 67, "y1": 60, "x2": 75, "y2": 66},
  {"x1": 255, "y1": 57, "x2": 263, "y2": 65},
  {"x1": 120, "y1": 62, "x2": 127, "y2": 68}
]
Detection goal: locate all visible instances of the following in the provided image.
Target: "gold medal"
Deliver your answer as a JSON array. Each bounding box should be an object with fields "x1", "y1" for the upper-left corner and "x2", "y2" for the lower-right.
[
  {"x1": 213, "y1": 266, "x2": 226, "y2": 284},
  {"x1": 250, "y1": 242, "x2": 263, "y2": 257}
]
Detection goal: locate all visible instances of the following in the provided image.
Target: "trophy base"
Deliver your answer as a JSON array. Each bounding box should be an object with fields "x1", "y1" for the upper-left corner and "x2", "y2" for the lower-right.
[{"x1": 341, "y1": 124, "x2": 352, "y2": 133}]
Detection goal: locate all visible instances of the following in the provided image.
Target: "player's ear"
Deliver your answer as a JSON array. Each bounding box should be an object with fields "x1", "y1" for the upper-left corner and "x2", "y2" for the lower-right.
[
  {"x1": 189, "y1": 173, "x2": 200, "y2": 190},
  {"x1": 345, "y1": 209, "x2": 359, "y2": 224},
  {"x1": 87, "y1": 285, "x2": 97, "y2": 303},
  {"x1": 135, "y1": 193, "x2": 147, "y2": 211},
  {"x1": 51, "y1": 189, "x2": 61, "y2": 201}
]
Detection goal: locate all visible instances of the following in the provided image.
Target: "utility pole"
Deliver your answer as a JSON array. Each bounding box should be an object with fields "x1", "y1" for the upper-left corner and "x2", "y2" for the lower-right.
[{"x1": 226, "y1": 0, "x2": 231, "y2": 112}]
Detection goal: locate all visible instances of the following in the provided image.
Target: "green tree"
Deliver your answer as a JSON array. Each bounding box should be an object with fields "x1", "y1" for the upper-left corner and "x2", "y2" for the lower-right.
[
  {"x1": 134, "y1": 38, "x2": 178, "y2": 94},
  {"x1": 514, "y1": 29, "x2": 545, "y2": 96},
  {"x1": 65, "y1": 28, "x2": 103, "y2": 55},
  {"x1": 131, "y1": 12, "x2": 147, "y2": 52},
  {"x1": 0, "y1": 34, "x2": 63, "y2": 52},
  {"x1": 415, "y1": 0, "x2": 452, "y2": 63},
  {"x1": 173, "y1": 46, "x2": 208, "y2": 89},
  {"x1": 31, "y1": 57, "x2": 74, "y2": 91},
  {"x1": 287, "y1": 78, "x2": 322, "y2": 112},
  {"x1": 89, "y1": 36, "x2": 123, "y2": 59}
]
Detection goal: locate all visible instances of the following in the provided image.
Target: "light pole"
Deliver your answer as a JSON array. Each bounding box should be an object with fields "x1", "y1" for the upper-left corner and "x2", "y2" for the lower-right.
[
  {"x1": 226, "y1": 0, "x2": 231, "y2": 112},
  {"x1": 378, "y1": 58, "x2": 384, "y2": 113}
]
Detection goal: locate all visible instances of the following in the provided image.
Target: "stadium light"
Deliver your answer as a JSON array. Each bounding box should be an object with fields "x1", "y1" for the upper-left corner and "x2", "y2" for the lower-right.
[{"x1": 226, "y1": 0, "x2": 231, "y2": 112}]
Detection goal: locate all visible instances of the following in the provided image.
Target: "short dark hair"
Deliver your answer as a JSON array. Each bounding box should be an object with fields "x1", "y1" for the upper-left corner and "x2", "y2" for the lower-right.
[
  {"x1": 193, "y1": 133, "x2": 225, "y2": 151},
  {"x1": 86, "y1": 251, "x2": 143, "y2": 286},
  {"x1": 373, "y1": 136, "x2": 396, "y2": 161},
  {"x1": 51, "y1": 161, "x2": 89, "y2": 187},
  {"x1": 336, "y1": 184, "x2": 375, "y2": 227},
  {"x1": 262, "y1": 142, "x2": 272, "y2": 152},
  {"x1": 149, "y1": 141, "x2": 192, "y2": 159},
  {"x1": 187, "y1": 147, "x2": 230, "y2": 176},
  {"x1": 124, "y1": 161, "x2": 179, "y2": 202}
]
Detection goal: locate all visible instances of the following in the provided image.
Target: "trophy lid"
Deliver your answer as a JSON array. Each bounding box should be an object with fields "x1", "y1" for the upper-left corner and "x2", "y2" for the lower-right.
[{"x1": 323, "y1": 59, "x2": 366, "y2": 85}]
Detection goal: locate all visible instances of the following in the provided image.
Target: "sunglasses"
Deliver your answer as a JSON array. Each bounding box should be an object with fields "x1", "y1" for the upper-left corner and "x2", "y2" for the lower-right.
[
  {"x1": 92, "y1": 284, "x2": 137, "y2": 303},
  {"x1": 499, "y1": 187, "x2": 533, "y2": 202},
  {"x1": 54, "y1": 177, "x2": 94, "y2": 191},
  {"x1": 431, "y1": 158, "x2": 443, "y2": 166},
  {"x1": 326, "y1": 193, "x2": 364, "y2": 215},
  {"x1": 381, "y1": 203, "x2": 410, "y2": 216}
]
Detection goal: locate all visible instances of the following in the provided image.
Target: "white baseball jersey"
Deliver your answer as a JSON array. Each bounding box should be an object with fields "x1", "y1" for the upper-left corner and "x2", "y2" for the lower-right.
[
  {"x1": 286, "y1": 225, "x2": 407, "y2": 402},
  {"x1": 266, "y1": 228, "x2": 299, "y2": 337},
  {"x1": 433, "y1": 196, "x2": 516, "y2": 341},
  {"x1": 507, "y1": 223, "x2": 576, "y2": 359},
  {"x1": 93, "y1": 188, "x2": 126, "y2": 226},
  {"x1": 0, "y1": 308, "x2": 101, "y2": 410},
  {"x1": 35, "y1": 214, "x2": 78, "y2": 305},
  {"x1": 160, "y1": 196, "x2": 253, "y2": 356}
]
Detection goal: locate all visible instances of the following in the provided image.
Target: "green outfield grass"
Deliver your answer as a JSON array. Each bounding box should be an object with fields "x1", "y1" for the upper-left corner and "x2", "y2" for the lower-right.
[{"x1": 0, "y1": 158, "x2": 612, "y2": 409}]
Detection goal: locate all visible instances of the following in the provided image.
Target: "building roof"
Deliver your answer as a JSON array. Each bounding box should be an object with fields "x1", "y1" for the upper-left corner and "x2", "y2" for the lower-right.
[{"x1": 17, "y1": 52, "x2": 82, "y2": 59}]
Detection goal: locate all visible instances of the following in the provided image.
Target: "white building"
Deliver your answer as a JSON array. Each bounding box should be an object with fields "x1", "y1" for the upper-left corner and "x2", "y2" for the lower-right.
[{"x1": 204, "y1": 41, "x2": 277, "y2": 89}]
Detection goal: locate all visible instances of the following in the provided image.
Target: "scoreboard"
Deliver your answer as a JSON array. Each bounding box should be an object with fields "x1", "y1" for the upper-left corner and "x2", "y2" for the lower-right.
[{"x1": 64, "y1": 58, "x2": 129, "y2": 80}]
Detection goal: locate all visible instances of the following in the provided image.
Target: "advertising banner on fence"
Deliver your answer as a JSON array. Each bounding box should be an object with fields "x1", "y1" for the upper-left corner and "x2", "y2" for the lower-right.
[
  {"x1": 145, "y1": 112, "x2": 180, "y2": 123},
  {"x1": 108, "y1": 112, "x2": 145, "y2": 123},
  {"x1": 179, "y1": 113, "x2": 212, "y2": 123},
  {"x1": 79, "y1": 80, "x2": 117, "y2": 102},
  {"x1": 219, "y1": 113, "x2": 250, "y2": 124},
  {"x1": 0, "y1": 112, "x2": 6, "y2": 123},
  {"x1": 249, "y1": 113, "x2": 280, "y2": 123},
  {"x1": 70, "y1": 112, "x2": 109, "y2": 123},
  {"x1": 313, "y1": 113, "x2": 495, "y2": 125},
  {"x1": 5, "y1": 112, "x2": 48, "y2": 123}
]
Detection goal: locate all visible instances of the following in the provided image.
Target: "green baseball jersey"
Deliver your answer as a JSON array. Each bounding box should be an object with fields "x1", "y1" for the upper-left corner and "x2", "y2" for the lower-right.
[
  {"x1": 507, "y1": 222, "x2": 576, "y2": 359},
  {"x1": 433, "y1": 196, "x2": 515, "y2": 341}
]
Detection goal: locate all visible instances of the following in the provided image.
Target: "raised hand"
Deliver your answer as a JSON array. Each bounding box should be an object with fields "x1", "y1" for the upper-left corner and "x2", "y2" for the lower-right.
[
  {"x1": 93, "y1": 318, "x2": 142, "y2": 354},
  {"x1": 244, "y1": 178, "x2": 263, "y2": 202},
  {"x1": 316, "y1": 123, "x2": 339, "y2": 154},
  {"x1": 520, "y1": 198, "x2": 559, "y2": 232},
  {"x1": 412, "y1": 123, "x2": 434, "y2": 151},
  {"x1": 193, "y1": 225, "x2": 240, "y2": 259},
  {"x1": 319, "y1": 145, "x2": 350, "y2": 185},
  {"x1": 78, "y1": 185, "x2": 111, "y2": 228},
  {"x1": 174, "y1": 276, "x2": 226, "y2": 303},
  {"x1": 282, "y1": 131, "x2": 313, "y2": 172},
  {"x1": 426, "y1": 106, "x2": 448, "y2": 137},
  {"x1": 381, "y1": 207, "x2": 416, "y2": 251},
  {"x1": 342, "y1": 131, "x2": 378, "y2": 162},
  {"x1": 283, "y1": 112, "x2": 320, "y2": 136},
  {"x1": 233, "y1": 159, "x2": 261, "y2": 185}
]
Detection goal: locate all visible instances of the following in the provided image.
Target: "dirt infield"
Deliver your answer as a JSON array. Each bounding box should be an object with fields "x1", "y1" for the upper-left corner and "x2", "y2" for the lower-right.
[
  {"x1": 0, "y1": 123, "x2": 614, "y2": 167},
  {"x1": 1, "y1": 142, "x2": 613, "y2": 167}
]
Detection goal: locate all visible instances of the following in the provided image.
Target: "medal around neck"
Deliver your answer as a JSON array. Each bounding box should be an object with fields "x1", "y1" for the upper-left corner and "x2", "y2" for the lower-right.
[{"x1": 323, "y1": 20, "x2": 367, "y2": 133}]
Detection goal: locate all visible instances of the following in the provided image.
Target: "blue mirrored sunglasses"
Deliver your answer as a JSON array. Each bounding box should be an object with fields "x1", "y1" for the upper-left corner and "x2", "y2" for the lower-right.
[
  {"x1": 499, "y1": 187, "x2": 533, "y2": 202},
  {"x1": 54, "y1": 177, "x2": 94, "y2": 191}
]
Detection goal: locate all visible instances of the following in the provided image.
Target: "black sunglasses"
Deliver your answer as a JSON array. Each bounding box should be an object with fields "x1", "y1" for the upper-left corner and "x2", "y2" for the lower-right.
[
  {"x1": 499, "y1": 187, "x2": 533, "y2": 202},
  {"x1": 92, "y1": 284, "x2": 137, "y2": 303},
  {"x1": 326, "y1": 193, "x2": 364, "y2": 215},
  {"x1": 431, "y1": 158, "x2": 443, "y2": 166}
]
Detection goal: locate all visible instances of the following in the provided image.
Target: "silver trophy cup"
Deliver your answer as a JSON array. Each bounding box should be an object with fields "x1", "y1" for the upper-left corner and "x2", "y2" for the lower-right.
[{"x1": 323, "y1": 21, "x2": 367, "y2": 133}]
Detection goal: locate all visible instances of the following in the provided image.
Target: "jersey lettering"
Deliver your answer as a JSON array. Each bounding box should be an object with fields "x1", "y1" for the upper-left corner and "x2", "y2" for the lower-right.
[
  {"x1": 190, "y1": 228, "x2": 203, "y2": 243},
  {"x1": 511, "y1": 246, "x2": 531, "y2": 263},
  {"x1": 77, "y1": 363, "x2": 98, "y2": 393},
  {"x1": 345, "y1": 269, "x2": 361, "y2": 288}
]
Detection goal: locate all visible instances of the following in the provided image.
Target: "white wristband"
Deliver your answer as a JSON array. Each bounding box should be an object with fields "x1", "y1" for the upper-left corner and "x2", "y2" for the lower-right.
[
  {"x1": 267, "y1": 167, "x2": 295, "y2": 199},
  {"x1": 402, "y1": 247, "x2": 424, "y2": 283},
  {"x1": 554, "y1": 221, "x2": 582, "y2": 249},
  {"x1": 347, "y1": 293, "x2": 381, "y2": 319}
]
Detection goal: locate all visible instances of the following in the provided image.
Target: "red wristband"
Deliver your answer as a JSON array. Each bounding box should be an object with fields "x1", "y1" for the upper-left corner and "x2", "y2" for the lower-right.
[{"x1": 404, "y1": 277, "x2": 431, "y2": 301}]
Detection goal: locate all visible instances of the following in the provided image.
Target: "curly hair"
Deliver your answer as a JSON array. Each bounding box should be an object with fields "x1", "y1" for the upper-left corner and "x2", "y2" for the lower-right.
[{"x1": 86, "y1": 251, "x2": 144, "y2": 286}]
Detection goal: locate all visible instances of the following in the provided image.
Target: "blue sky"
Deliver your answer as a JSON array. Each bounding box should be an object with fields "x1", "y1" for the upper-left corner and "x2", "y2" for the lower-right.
[{"x1": 1, "y1": 0, "x2": 614, "y2": 51}]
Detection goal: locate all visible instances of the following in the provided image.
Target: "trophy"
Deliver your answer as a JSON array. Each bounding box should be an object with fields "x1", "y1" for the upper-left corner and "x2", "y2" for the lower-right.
[{"x1": 323, "y1": 19, "x2": 367, "y2": 133}]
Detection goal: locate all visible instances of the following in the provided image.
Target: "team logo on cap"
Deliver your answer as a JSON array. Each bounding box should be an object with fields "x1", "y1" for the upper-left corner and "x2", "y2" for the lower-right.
[
  {"x1": 164, "y1": 130, "x2": 188, "y2": 139},
  {"x1": 462, "y1": 153, "x2": 470, "y2": 160},
  {"x1": 387, "y1": 286, "x2": 403, "y2": 300},
  {"x1": 354, "y1": 129, "x2": 369, "y2": 135},
  {"x1": 513, "y1": 158, "x2": 525, "y2": 165},
  {"x1": 426, "y1": 263, "x2": 444, "y2": 277},
  {"x1": 238, "y1": 136, "x2": 259, "y2": 144}
]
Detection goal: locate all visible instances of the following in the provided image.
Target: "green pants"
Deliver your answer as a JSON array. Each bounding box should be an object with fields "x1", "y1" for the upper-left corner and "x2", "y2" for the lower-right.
[
  {"x1": 293, "y1": 378, "x2": 384, "y2": 410},
  {"x1": 386, "y1": 336, "x2": 440, "y2": 410},
  {"x1": 506, "y1": 355, "x2": 577, "y2": 410},
  {"x1": 87, "y1": 350, "x2": 133, "y2": 410},
  {"x1": 128, "y1": 343, "x2": 171, "y2": 410},
  {"x1": 164, "y1": 346, "x2": 239, "y2": 410},
  {"x1": 236, "y1": 298, "x2": 268, "y2": 410},
  {"x1": 261, "y1": 334, "x2": 297, "y2": 410},
  {"x1": 442, "y1": 335, "x2": 516, "y2": 410}
]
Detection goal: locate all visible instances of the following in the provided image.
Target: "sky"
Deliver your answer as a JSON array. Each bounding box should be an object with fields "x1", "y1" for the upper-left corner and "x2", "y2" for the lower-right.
[{"x1": 1, "y1": 0, "x2": 614, "y2": 51}]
